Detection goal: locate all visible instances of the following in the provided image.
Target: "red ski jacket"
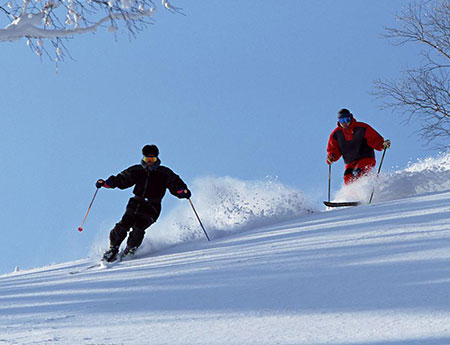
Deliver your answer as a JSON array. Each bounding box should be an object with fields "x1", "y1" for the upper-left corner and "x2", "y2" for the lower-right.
[{"x1": 327, "y1": 118, "x2": 385, "y2": 165}]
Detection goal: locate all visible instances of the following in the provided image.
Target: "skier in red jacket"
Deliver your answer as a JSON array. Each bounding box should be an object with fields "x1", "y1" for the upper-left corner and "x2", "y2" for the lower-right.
[{"x1": 326, "y1": 108, "x2": 391, "y2": 184}]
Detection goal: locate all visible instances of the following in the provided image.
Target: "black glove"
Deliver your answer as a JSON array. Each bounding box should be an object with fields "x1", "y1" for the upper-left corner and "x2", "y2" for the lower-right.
[
  {"x1": 96, "y1": 178, "x2": 113, "y2": 189},
  {"x1": 176, "y1": 188, "x2": 191, "y2": 199}
]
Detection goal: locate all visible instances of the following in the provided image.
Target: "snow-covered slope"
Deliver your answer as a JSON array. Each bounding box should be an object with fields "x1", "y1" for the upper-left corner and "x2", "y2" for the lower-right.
[{"x1": 2, "y1": 155, "x2": 450, "y2": 345}]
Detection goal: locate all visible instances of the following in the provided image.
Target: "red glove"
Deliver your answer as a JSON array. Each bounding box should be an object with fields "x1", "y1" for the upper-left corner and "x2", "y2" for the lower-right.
[{"x1": 326, "y1": 154, "x2": 336, "y2": 165}]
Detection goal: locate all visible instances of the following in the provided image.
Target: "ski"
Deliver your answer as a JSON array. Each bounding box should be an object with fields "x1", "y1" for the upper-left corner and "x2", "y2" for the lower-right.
[
  {"x1": 69, "y1": 254, "x2": 123, "y2": 275},
  {"x1": 69, "y1": 263, "x2": 101, "y2": 275},
  {"x1": 69, "y1": 249, "x2": 139, "y2": 275},
  {"x1": 323, "y1": 201, "x2": 361, "y2": 207}
]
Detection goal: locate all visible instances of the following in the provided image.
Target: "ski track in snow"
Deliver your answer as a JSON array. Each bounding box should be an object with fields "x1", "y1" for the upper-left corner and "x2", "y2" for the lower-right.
[{"x1": 1, "y1": 154, "x2": 450, "y2": 344}]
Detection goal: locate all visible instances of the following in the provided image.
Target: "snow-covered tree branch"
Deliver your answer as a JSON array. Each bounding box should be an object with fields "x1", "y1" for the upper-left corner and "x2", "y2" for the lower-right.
[{"x1": 0, "y1": 0, "x2": 183, "y2": 62}]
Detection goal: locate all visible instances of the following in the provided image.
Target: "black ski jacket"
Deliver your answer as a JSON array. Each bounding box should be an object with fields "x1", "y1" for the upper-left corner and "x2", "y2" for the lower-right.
[
  {"x1": 327, "y1": 119, "x2": 384, "y2": 164},
  {"x1": 105, "y1": 160, "x2": 188, "y2": 219}
]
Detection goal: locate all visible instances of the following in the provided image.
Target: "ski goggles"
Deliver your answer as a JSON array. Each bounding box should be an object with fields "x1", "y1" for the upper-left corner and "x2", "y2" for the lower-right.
[
  {"x1": 338, "y1": 116, "x2": 352, "y2": 124},
  {"x1": 143, "y1": 156, "x2": 158, "y2": 163}
]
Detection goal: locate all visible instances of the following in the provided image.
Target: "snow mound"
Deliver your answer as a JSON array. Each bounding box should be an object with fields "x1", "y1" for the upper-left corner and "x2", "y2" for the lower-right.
[
  {"x1": 140, "y1": 176, "x2": 315, "y2": 255},
  {"x1": 333, "y1": 152, "x2": 450, "y2": 204}
]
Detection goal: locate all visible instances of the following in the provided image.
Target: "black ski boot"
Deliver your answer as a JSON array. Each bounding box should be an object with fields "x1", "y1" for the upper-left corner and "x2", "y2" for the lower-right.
[
  {"x1": 102, "y1": 245, "x2": 119, "y2": 262},
  {"x1": 122, "y1": 246, "x2": 138, "y2": 260}
]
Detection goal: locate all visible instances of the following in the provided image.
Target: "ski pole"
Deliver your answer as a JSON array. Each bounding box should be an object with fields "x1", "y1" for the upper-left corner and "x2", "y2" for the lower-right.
[
  {"x1": 327, "y1": 163, "x2": 332, "y2": 203},
  {"x1": 368, "y1": 147, "x2": 387, "y2": 204},
  {"x1": 188, "y1": 198, "x2": 210, "y2": 241},
  {"x1": 78, "y1": 188, "x2": 99, "y2": 232}
]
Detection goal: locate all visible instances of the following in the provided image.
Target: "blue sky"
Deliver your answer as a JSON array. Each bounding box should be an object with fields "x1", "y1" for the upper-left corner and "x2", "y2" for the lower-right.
[{"x1": 0, "y1": 0, "x2": 435, "y2": 274}]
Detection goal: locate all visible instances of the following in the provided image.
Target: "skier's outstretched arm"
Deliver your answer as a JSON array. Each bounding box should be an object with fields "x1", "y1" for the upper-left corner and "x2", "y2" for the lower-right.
[
  {"x1": 364, "y1": 125, "x2": 386, "y2": 151},
  {"x1": 165, "y1": 168, "x2": 191, "y2": 199},
  {"x1": 96, "y1": 166, "x2": 139, "y2": 190},
  {"x1": 326, "y1": 133, "x2": 341, "y2": 164}
]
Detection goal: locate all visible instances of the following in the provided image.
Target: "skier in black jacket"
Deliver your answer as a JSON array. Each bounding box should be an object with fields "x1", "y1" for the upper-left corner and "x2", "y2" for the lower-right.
[{"x1": 96, "y1": 144, "x2": 191, "y2": 262}]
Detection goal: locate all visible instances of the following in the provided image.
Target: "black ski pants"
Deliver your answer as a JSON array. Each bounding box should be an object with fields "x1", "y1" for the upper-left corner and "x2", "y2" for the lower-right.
[{"x1": 109, "y1": 211, "x2": 155, "y2": 249}]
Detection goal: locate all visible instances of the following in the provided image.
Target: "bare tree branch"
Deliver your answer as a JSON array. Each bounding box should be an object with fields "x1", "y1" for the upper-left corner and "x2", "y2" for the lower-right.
[{"x1": 375, "y1": 0, "x2": 450, "y2": 149}]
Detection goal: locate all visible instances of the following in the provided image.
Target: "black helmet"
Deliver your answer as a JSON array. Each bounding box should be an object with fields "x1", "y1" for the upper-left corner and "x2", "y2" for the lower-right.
[
  {"x1": 337, "y1": 108, "x2": 352, "y2": 118},
  {"x1": 142, "y1": 144, "x2": 159, "y2": 157}
]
